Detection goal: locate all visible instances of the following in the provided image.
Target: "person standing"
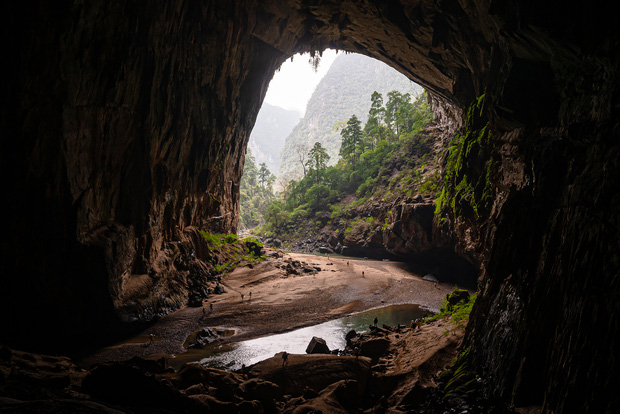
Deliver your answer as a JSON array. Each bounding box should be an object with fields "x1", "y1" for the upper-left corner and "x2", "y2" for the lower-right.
[{"x1": 282, "y1": 351, "x2": 289, "y2": 367}]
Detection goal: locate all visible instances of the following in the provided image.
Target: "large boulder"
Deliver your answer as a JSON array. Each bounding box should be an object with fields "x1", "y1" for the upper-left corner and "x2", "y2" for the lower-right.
[
  {"x1": 306, "y1": 337, "x2": 330, "y2": 354},
  {"x1": 187, "y1": 327, "x2": 219, "y2": 349}
]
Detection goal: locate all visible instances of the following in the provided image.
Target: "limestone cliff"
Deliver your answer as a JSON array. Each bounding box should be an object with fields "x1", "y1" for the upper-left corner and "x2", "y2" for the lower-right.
[{"x1": 1, "y1": 1, "x2": 619, "y2": 412}]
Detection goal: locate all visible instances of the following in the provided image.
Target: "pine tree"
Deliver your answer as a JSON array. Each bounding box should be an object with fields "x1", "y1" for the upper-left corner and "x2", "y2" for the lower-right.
[
  {"x1": 339, "y1": 114, "x2": 363, "y2": 164},
  {"x1": 306, "y1": 142, "x2": 330, "y2": 184}
]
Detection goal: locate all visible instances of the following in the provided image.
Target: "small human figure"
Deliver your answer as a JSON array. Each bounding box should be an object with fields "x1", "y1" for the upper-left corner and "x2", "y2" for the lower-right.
[
  {"x1": 434, "y1": 280, "x2": 438, "y2": 288},
  {"x1": 362, "y1": 271, "x2": 365, "y2": 278},
  {"x1": 241, "y1": 293, "x2": 244, "y2": 301},
  {"x1": 202, "y1": 306, "x2": 207, "y2": 315},
  {"x1": 249, "y1": 291, "x2": 252, "y2": 300},
  {"x1": 347, "y1": 261, "x2": 349, "y2": 266},
  {"x1": 241, "y1": 364, "x2": 248, "y2": 379},
  {"x1": 282, "y1": 351, "x2": 289, "y2": 367},
  {"x1": 354, "y1": 347, "x2": 360, "y2": 360},
  {"x1": 374, "y1": 317, "x2": 378, "y2": 326},
  {"x1": 411, "y1": 320, "x2": 419, "y2": 330},
  {"x1": 210, "y1": 303, "x2": 213, "y2": 312},
  {"x1": 149, "y1": 333, "x2": 154, "y2": 344}
]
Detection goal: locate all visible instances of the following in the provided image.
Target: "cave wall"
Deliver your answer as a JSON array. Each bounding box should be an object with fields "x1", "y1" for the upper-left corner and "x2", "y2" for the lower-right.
[
  {"x1": 1, "y1": 1, "x2": 618, "y2": 411},
  {"x1": 0, "y1": 1, "x2": 286, "y2": 351}
]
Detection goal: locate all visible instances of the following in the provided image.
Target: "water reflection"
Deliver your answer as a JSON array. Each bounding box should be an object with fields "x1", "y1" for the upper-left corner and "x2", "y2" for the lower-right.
[{"x1": 199, "y1": 303, "x2": 425, "y2": 371}]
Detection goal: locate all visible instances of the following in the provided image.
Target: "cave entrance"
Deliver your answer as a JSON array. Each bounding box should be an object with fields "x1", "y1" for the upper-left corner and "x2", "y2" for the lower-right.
[{"x1": 239, "y1": 48, "x2": 477, "y2": 288}]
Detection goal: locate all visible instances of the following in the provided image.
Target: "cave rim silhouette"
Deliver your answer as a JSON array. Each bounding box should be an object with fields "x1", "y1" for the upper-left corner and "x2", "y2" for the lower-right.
[{"x1": 1, "y1": 2, "x2": 618, "y2": 411}]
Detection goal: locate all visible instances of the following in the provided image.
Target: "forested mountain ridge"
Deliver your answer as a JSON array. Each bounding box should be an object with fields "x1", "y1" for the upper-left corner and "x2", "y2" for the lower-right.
[
  {"x1": 248, "y1": 103, "x2": 300, "y2": 174},
  {"x1": 278, "y1": 53, "x2": 422, "y2": 182}
]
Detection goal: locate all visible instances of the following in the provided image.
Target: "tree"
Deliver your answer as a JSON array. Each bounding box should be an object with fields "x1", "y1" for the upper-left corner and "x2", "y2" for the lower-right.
[
  {"x1": 385, "y1": 91, "x2": 410, "y2": 135},
  {"x1": 369, "y1": 91, "x2": 385, "y2": 124},
  {"x1": 304, "y1": 184, "x2": 332, "y2": 210},
  {"x1": 258, "y1": 162, "x2": 271, "y2": 187},
  {"x1": 306, "y1": 142, "x2": 330, "y2": 184},
  {"x1": 361, "y1": 92, "x2": 387, "y2": 151},
  {"x1": 295, "y1": 144, "x2": 309, "y2": 178},
  {"x1": 339, "y1": 114, "x2": 363, "y2": 164},
  {"x1": 265, "y1": 200, "x2": 289, "y2": 228}
]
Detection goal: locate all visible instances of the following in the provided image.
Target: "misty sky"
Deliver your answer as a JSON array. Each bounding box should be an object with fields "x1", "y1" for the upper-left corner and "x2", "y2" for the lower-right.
[{"x1": 263, "y1": 49, "x2": 339, "y2": 116}]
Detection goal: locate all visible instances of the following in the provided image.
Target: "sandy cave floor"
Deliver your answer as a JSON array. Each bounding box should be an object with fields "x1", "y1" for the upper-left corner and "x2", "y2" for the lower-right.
[{"x1": 79, "y1": 250, "x2": 458, "y2": 369}]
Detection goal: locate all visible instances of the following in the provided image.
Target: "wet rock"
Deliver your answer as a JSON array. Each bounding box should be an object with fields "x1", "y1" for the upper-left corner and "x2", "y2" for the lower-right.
[
  {"x1": 345, "y1": 330, "x2": 358, "y2": 348},
  {"x1": 188, "y1": 327, "x2": 219, "y2": 349},
  {"x1": 213, "y1": 284, "x2": 226, "y2": 294},
  {"x1": 306, "y1": 337, "x2": 330, "y2": 354}
]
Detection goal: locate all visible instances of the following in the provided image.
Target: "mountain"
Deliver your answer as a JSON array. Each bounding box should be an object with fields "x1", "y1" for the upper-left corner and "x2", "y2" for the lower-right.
[
  {"x1": 278, "y1": 53, "x2": 422, "y2": 182},
  {"x1": 248, "y1": 103, "x2": 301, "y2": 174}
]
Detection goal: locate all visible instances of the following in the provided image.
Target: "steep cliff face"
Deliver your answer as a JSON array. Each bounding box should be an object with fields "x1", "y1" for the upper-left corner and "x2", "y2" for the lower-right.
[{"x1": 1, "y1": 1, "x2": 618, "y2": 411}]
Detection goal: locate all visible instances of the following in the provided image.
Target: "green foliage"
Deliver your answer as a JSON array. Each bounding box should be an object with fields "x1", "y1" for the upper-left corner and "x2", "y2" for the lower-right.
[
  {"x1": 239, "y1": 149, "x2": 276, "y2": 230},
  {"x1": 436, "y1": 95, "x2": 494, "y2": 220},
  {"x1": 199, "y1": 231, "x2": 266, "y2": 274},
  {"x1": 306, "y1": 142, "x2": 330, "y2": 184},
  {"x1": 260, "y1": 89, "x2": 437, "y2": 242},
  {"x1": 438, "y1": 348, "x2": 479, "y2": 401},
  {"x1": 279, "y1": 53, "x2": 422, "y2": 182},
  {"x1": 423, "y1": 288, "x2": 477, "y2": 330}
]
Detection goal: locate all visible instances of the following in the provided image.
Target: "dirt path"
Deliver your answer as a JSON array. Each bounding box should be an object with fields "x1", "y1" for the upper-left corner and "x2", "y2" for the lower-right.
[{"x1": 79, "y1": 250, "x2": 456, "y2": 368}]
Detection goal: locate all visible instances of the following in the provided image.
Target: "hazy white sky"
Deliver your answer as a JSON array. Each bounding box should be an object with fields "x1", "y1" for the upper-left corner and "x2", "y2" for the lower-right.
[{"x1": 264, "y1": 49, "x2": 340, "y2": 116}]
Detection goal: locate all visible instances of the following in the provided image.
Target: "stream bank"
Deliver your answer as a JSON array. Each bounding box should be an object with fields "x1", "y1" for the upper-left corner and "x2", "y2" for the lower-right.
[{"x1": 79, "y1": 250, "x2": 457, "y2": 369}]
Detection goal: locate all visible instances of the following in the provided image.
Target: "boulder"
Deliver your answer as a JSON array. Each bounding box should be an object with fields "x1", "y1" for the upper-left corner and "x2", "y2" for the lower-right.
[
  {"x1": 318, "y1": 246, "x2": 334, "y2": 254},
  {"x1": 305, "y1": 337, "x2": 330, "y2": 354},
  {"x1": 345, "y1": 330, "x2": 358, "y2": 348},
  {"x1": 244, "y1": 239, "x2": 263, "y2": 257},
  {"x1": 188, "y1": 327, "x2": 219, "y2": 349},
  {"x1": 359, "y1": 338, "x2": 390, "y2": 359}
]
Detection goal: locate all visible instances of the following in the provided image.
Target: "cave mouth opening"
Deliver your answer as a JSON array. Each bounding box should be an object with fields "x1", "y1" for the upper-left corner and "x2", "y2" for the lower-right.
[{"x1": 240, "y1": 48, "x2": 478, "y2": 290}]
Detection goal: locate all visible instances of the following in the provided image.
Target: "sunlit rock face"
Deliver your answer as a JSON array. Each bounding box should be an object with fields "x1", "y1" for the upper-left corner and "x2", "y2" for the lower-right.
[{"x1": 1, "y1": 1, "x2": 618, "y2": 411}]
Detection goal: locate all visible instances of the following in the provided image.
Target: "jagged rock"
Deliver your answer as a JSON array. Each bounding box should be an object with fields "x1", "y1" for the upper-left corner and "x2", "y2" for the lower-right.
[
  {"x1": 187, "y1": 327, "x2": 219, "y2": 349},
  {"x1": 306, "y1": 337, "x2": 330, "y2": 354}
]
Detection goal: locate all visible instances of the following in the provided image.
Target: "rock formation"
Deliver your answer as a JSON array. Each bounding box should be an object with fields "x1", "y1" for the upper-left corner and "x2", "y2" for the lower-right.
[{"x1": 1, "y1": 1, "x2": 618, "y2": 412}]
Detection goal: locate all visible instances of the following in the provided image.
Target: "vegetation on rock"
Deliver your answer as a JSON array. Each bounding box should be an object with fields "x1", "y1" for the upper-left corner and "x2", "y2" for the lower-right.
[
  {"x1": 422, "y1": 288, "x2": 477, "y2": 330},
  {"x1": 257, "y1": 90, "x2": 438, "y2": 249},
  {"x1": 197, "y1": 230, "x2": 267, "y2": 274},
  {"x1": 435, "y1": 95, "x2": 494, "y2": 221}
]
